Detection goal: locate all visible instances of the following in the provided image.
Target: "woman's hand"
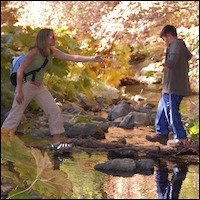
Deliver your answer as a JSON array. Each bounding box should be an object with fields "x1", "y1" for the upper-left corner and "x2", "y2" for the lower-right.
[
  {"x1": 16, "y1": 90, "x2": 24, "y2": 104},
  {"x1": 92, "y1": 55, "x2": 105, "y2": 63}
]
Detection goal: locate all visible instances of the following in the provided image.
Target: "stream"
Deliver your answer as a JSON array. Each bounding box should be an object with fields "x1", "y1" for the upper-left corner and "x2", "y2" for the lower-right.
[
  {"x1": 57, "y1": 84, "x2": 199, "y2": 199},
  {"x1": 51, "y1": 150, "x2": 199, "y2": 199},
  {"x1": 16, "y1": 84, "x2": 199, "y2": 199}
]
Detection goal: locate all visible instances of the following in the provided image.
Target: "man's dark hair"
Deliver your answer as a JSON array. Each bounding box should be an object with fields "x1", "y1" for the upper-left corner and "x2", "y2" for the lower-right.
[{"x1": 160, "y1": 25, "x2": 177, "y2": 38}]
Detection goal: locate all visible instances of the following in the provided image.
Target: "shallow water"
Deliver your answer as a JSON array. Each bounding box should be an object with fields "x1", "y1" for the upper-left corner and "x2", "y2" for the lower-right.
[
  {"x1": 17, "y1": 84, "x2": 199, "y2": 199},
  {"x1": 56, "y1": 85, "x2": 199, "y2": 199},
  {"x1": 124, "y1": 84, "x2": 199, "y2": 118},
  {"x1": 53, "y1": 151, "x2": 199, "y2": 199}
]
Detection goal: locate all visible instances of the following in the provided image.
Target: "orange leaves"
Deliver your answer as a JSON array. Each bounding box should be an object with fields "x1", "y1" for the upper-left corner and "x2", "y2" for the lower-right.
[
  {"x1": 1, "y1": 128, "x2": 73, "y2": 199},
  {"x1": 31, "y1": 148, "x2": 53, "y2": 178}
]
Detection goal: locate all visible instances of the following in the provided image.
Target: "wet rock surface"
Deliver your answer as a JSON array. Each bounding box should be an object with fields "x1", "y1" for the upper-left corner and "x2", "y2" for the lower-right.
[{"x1": 94, "y1": 158, "x2": 154, "y2": 177}]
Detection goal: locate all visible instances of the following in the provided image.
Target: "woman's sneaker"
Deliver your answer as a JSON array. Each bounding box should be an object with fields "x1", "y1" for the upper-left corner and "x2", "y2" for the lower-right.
[{"x1": 52, "y1": 142, "x2": 73, "y2": 154}]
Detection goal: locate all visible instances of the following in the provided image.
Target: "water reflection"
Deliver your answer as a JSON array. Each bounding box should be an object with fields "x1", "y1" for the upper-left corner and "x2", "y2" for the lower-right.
[
  {"x1": 155, "y1": 161, "x2": 187, "y2": 199},
  {"x1": 52, "y1": 151, "x2": 198, "y2": 199},
  {"x1": 53, "y1": 152, "x2": 73, "y2": 170}
]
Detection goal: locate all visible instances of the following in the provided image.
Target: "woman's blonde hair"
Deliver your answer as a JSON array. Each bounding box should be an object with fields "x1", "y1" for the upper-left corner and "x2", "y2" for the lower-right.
[{"x1": 32, "y1": 28, "x2": 54, "y2": 57}]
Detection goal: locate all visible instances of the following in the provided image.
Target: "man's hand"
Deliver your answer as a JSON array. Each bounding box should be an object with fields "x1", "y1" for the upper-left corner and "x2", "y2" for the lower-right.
[{"x1": 164, "y1": 66, "x2": 169, "y2": 72}]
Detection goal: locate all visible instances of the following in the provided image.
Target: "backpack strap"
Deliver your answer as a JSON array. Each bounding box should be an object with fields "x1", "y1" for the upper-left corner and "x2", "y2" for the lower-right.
[{"x1": 24, "y1": 57, "x2": 48, "y2": 81}]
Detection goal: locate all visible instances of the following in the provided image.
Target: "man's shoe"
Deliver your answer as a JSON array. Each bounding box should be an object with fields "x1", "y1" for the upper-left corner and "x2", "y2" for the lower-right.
[
  {"x1": 146, "y1": 134, "x2": 169, "y2": 145},
  {"x1": 167, "y1": 139, "x2": 190, "y2": 148},
  {"x1": 52, "y1": 141, "x2": 73, "y2": 155}
]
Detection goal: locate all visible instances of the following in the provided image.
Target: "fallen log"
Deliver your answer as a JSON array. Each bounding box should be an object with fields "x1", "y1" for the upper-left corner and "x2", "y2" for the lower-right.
[
  {"x1": 29, "y1": 137, "x2": 199, "y2": 164},
  {"x1": 71, "y1": 138, "x2": 199, "y2": 164}
]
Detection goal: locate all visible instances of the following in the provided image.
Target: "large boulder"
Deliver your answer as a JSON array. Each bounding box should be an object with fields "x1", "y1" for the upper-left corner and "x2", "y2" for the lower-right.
[
  {"x1": 108, "y1": 100, "x2": 134, "y2": 121},
  {"x1": 65, "y1": 123, "x2": 105, "y2": 139},
  {"x1": 94, "y1": 158, "x2": 154, "y2": 177}
]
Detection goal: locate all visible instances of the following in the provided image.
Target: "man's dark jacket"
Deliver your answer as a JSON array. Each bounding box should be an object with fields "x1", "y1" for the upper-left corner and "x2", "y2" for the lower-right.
[{"x1": 163, "y1": 38, "x2": 193, "y2": 96}]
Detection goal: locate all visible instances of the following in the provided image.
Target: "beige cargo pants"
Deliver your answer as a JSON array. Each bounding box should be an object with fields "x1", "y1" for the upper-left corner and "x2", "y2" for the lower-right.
[{"x1": 2, "y1": 81, "x2": 65, "y2": 135}]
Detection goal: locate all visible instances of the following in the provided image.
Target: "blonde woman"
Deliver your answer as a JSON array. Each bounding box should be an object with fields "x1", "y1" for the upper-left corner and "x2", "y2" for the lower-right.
[{"x1": 2, "y1": 28, "x2": 104, "y2": 154}]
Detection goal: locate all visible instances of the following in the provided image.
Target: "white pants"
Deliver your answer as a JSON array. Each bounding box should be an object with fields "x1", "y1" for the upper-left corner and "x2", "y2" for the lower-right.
[{"x1": 2, "y1": 81, "x2": 65, "y2": 135}]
